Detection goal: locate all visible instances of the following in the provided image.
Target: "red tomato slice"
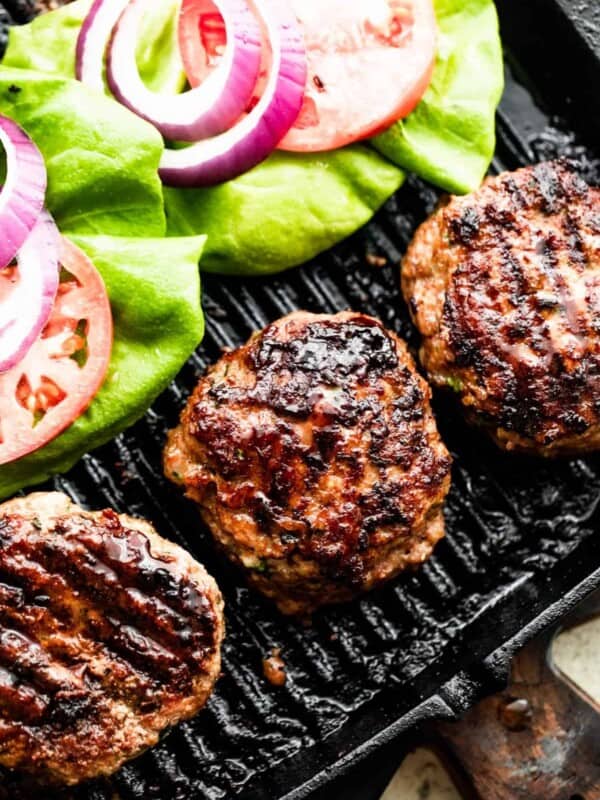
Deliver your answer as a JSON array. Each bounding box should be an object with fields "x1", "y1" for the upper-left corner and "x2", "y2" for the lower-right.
[
  {"x1": 280, "y1": 0, "x2": 437, "y2": 151},
  {"x1": 179, "y1": 0, "x2": 227, "y2": 87},
  {"x1": 179, "y1": 0, "x2": 436, "y2": 153},
  {"x1": 0, "y1": 237, "x2": 113, "y2": 466},
  {"x1": 179, "y1": 0, "x2": 270, "y2": 113}
]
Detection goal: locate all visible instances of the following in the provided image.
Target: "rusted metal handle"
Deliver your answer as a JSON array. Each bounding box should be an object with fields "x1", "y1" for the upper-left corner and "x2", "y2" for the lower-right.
[{"x1": 434, "y1": 591, "x2": 600, "y2": 800}]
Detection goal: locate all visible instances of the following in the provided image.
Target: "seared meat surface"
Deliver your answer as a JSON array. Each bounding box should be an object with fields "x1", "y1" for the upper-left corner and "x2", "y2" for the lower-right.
[
  {"x1": 403, "y1": 160, "x2": 600, "y2": 455},
  {"x1": 0, "y1": 493, "x2": 224, "y2": 786},
  {"x1": 165, "y1": 311, "x2": 451, "y2": 616}
]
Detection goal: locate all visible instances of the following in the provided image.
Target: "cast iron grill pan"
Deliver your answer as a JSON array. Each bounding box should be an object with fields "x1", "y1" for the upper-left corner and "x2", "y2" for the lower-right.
[{"x1": 0, "y1": 2, "x2": 599, "y2": 798}]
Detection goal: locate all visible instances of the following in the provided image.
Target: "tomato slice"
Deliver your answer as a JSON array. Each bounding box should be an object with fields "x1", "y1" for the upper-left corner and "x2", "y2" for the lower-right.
[
  {"x1": 178, "y1": 0, "x2": 227, "y2": 88},
  {"x1": 179, "y1": 0, "x2": 436, "y2": 153},
  {"x1": 0, "y1": 237, "x2": 113, "y2": 466},
  {"x1": 280, "y1": 0, "x2": 437, "y2": 151},
  {"x1": 179, "y1": 0, "x2": 270, "y2": 113}
]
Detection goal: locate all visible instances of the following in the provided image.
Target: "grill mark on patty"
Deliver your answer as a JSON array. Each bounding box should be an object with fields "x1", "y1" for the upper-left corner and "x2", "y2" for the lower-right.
[
  {"x1": 39, "y1": 530, "x2": 215, "y2": 663},
  {"x1": 536, "y1": 232, "x2": 588, "y2": 348},
  {"x1": 0, "y1": 623, "x2": 97, "y2": 730},
  {"x1": 562, "y1": 209, "x2": 587, "y2": 267},
  {"x1": 0, "y1": 665, "x2": 48, "y2": 724},
  {"x1": 0, "y1": 627, "x2": 84, "y2": 695},
  {"x1": 533, "y1": 160, "x2": 564, "y2": 214},
  {"x1": 67, "y1": 515, "x2": 215, "y2": 620},
  {"x1": 448, "y1": 207, "x2": 481, "y2": 245},
  {"x1": 503, "y1": 176, "x2": 528, "y2": 210},
  {"x1": 0, "y1": 583, "x2": 156, "y2": 711},
  {"x1": 434, "y1": 160, "x2": 600, "y2": 443},
  {"x1": 0, "y1": 513, "x2": 219, "y2": 729},
  {"x1": 0, "y1": 544, "x2": 195, "y2": 684},
  {"x1": 209, "y1": 316, "x2": 399, "y2": 421},
  {"x1": 175, "y1": 313, "x2": 452, "y2": 589},
  {"x1": 88, "y1": 615, "x2": 190, "y2": 686},
  {"x1": 253, "y1": 316, "x2": 399, "y2": 383}
]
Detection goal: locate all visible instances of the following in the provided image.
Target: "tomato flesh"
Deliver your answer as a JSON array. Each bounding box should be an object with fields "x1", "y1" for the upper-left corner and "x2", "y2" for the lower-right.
[
  {"x1": 280, "y1": 0, "x2": 436, "y2": 151},
  {"x1": 179, "y1": 0, "x2": 270, "y2": 114},
  {"x1": 178, "y1": 0, "x2": 227, "y2": 87},
  {"x1": 179, "y1": 0, "x2": 436, "y2": 153},
  {"x1": 0, "y1": 237, "x2": 113, "y2": 465}
]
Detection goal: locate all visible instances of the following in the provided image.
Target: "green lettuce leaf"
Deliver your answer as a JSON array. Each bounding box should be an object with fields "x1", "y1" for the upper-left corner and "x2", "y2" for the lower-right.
[
  {"x1": 0, "y1": 234, "x2": 205, "y2": 501},
  {"x1": 2, "y1": 0, "x2": 405, "y2": 276},
  {"x1": 372, "y1": 0, "x2": 504, "y2": 194},
  {"x1": 2, "y1": 0, "x2": 89, "y2": 78},
  {"x1": 1, "y1": 0, "x2": 502, "y2": 275},
  {"x1": 3, "y1": 0, "x2": 186, "y2": 93},
  {"x1": 0, "y1": 0, "x2": 503, "y2": 495},
  {"x1": 0, "y1": 67, "x2": 166, "y2": 237},
  {"x1": 0, "y1": 66, "x2": 205, "y2": 497},
  {"x1": 164, "y1": 149, "x2": 406, "y2": 275}
]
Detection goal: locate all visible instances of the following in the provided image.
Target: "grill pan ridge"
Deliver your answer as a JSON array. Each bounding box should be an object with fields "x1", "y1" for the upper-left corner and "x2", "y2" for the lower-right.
[{"x1": 1, "y1": 2, "x2": 600, "y2": 798}]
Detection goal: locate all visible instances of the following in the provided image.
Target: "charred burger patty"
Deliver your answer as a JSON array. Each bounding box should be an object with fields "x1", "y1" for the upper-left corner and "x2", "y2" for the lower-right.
[
  {"x1": 164, "y1": 311, "x2": 451, "y2": 616},
  {"x1": 0, "y1": 492, "x2": 224, "y2": 786},
  {"x1": 402, "y1": 160, "x2": 600, "y2": 455}
]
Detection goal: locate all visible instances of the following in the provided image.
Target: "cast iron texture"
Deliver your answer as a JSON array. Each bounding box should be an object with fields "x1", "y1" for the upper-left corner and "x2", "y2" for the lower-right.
[
  {"x1": 0, "y1": 1, "x2": 599, "y2": 798},
  {"x1": 496, "y1": 0, "x2": 600, "y2": 142}
]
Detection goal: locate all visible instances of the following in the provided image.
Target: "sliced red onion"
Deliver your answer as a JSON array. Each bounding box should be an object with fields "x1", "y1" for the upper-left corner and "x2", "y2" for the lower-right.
[
  {"x1": 107, "y1": 0, "x2": 262, "y2": 142},
  {"x1": 0, "y1": 209, "x2": 59, "y2": 373},
  {"x1": 159, "y1": 0, "x2": 306, "y2": 187},
  {"x1": 76, "y1": 0, "x2": 130, "y2": 91},
  {"x1": 0, "y1": 115, "x2": 47, "y2": 270}
]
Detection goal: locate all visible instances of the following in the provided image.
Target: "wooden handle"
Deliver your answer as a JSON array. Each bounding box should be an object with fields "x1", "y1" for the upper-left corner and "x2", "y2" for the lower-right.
[{"x1": 434, "y1": 591, "x2": 600, "y2": 800}]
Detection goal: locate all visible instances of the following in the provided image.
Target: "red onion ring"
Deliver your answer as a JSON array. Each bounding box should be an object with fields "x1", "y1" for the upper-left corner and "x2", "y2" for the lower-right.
[
  {"x1": 107, "y1": 0, "x2": 262, "y2": 142},
  {"x1": 179, "y1": 0, "x2": 228, "y2": 88},
  {"x1": 0, "y1": 115, "x2": 47, "y2": 270},
  {"x1": 0, "y1": 209, "x2": 59, "y2": 373},
  {"x1": 76, "y1": 0, "x2": 130, "y2": 91},
  {"x1": 159, "y1": 0, "x2": 306, "y2": 187}
]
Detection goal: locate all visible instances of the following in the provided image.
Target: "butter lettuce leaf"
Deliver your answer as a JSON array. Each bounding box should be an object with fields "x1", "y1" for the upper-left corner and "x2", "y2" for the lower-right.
[
  {"x1": 0, "y1": 234, "x2": 205, "y2": 501},
  {"x1": 1, "y1": 0, "x2": 502, "y2": 274},
  {"x1": 164, "y1": 149, "x2": 406, "y2": 275},
  {"x1": 3, "y1": 0, "x2": 405, "y2": 276},
  {"x1": 0, "y1": 0, "x2": 503, "y2": 494},
  {"x1": 372, "y1": 0, "x2": 504, "y2": 194},
  {"x1": 0, "y1": 66, "x2": 204, "y2": 498},
  {"x1": 2, "y1": 0, "x2": 90, "y2": 78},
  {"x1": 4, "y1": 0, "x2": 185, "y2": 94},
  {"x1": 0, "y1": 67, "x2": 166, "y2": 237}
]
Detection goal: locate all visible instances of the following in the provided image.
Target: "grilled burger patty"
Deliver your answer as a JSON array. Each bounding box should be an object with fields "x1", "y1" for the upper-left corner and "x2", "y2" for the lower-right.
[
  {"x1": 164, "y1": 311, "x2": 452, "y2": 616},
  {"x1": 402, "y1": 160, "x2": 600, "y2": 455},
  {"x1": 0, "y1": 492, "x2": 224, "y2": 786}
]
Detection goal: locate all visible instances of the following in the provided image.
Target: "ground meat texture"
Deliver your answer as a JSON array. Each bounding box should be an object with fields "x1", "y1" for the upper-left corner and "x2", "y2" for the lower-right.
[
  {"x1": 0, "y1": 492, "x2": 224, "y2": 786},
  {"x1": 402, "y1": 160, "x2": 600, "y2": 456},
  {"x1": 164, "y1": 311, "x2": 452, "y2": 617}
]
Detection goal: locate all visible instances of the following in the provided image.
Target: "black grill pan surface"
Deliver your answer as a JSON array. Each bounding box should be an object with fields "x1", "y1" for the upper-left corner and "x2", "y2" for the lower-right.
[{"x1": 1, "y1": 1, "x2": 599, "y2": 798}]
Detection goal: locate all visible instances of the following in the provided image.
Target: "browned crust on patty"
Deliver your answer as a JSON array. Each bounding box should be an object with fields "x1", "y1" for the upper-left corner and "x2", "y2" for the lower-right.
[
  {"x1": 0, "y1": 492, "x2": 224, "y2": 786},
  {"x1": 402, "y1": 160, "x2": 600, "y2": 456},
  {"x1": 164, "y1": 311, "x2": 452, "y2": 616}
]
